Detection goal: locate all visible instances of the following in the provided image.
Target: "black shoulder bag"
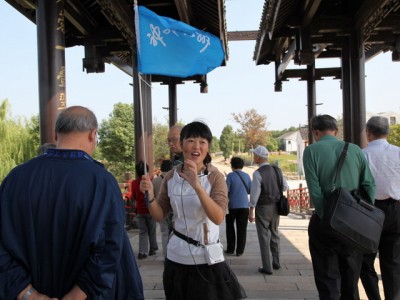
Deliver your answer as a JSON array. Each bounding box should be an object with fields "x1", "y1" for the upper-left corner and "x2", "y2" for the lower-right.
[
  {"x1": 272, "y1": 166, "x2": 290, "y2": 216},
  {"x1": 324, "y1": 142, "x2": 385, "y2": 253}
]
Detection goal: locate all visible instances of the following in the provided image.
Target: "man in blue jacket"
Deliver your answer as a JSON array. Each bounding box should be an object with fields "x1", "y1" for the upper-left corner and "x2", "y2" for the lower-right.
[{"x1": 0, "y1": 106, "x2": 143, "y2": 300}]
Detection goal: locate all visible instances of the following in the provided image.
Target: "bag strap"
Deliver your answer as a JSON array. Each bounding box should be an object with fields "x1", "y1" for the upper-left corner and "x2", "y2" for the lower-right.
[
  {"x1": 333, "y1": 142, "x2": 349, "y2": 190},
  {"x1": 173, "y1": 229, "x2": 204, "y2": 247},
  {"x1": 272, "y1": 166, "x2": 283, "y2": 196},
  {"x1": 234, "y1": 171, "x2": 250, "y2": 194}
]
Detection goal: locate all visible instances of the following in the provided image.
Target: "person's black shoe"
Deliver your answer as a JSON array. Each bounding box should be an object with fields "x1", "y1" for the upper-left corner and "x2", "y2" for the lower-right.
[
  {"x1": 236, "y1": 253, "x2": 243, "y2": 257},
  {"x1": 138, "y1": 253, "x2": 147, "y2": 260},
  {"x1": 149, "y1": 249, "x2": 157, "y2": 256},
  {"x1": 224, "y1": 250, "x2": 234, "y2": 255},
  {"x1": 273, "y1": 264, "x2": 281, "y2": 270},
  {"x1": 258, "y1": 267, "x2": 272, "y2": 275}
]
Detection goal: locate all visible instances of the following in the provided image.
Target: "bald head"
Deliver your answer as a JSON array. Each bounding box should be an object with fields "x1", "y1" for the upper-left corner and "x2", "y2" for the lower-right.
[
  {"x1": 55, "y1": 106, "x2": 98, "y2": 155},
  {"x1": 55, "y1": 106, "x2": 98, "y2": 134}
]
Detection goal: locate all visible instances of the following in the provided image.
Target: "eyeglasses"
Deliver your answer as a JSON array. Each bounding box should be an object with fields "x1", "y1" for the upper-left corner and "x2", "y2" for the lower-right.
[
  {"x1": 95, "y1": 132, "x2": 99, "y2": 145},
  {"x1": 167, "y1": 137, "x2": 179, "y2": 143}
]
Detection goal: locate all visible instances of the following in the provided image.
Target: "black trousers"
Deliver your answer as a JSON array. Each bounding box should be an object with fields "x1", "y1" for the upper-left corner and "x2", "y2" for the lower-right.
[
  {"x1": 360, "y1": 199, "x2": 400, "y2": 300},
  {"x1": 360, "y1": 252, "x2": 380, "y2": 300},
  {"x1": 308, "y1": 214, "x2": 363, "y2": 300},
  {"x1": 225, "y1": 208, "x2": 249, "y2": 255}
]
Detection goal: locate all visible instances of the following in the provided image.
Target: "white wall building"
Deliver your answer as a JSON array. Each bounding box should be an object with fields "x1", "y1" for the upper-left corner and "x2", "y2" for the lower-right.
[
  {"x1": 366, "y1": 111, "x2": 400, "y2": 125},
  {"x1": 277, "y1": 131, "x2": 299, "y2": 152}
]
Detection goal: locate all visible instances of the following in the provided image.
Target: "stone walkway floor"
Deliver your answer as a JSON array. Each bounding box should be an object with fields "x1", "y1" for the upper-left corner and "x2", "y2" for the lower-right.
[{"x1": 127, "y1": 213, "x2": 383, "y2": 299}]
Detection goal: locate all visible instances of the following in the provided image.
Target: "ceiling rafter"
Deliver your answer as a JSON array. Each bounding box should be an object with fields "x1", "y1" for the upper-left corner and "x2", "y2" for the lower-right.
[
  {"x1": 174, "y1": 0, "x2": 192, "y2": 23},
  {"x1": 6, "y1": 0, "x2": 227, "y2": 79}
]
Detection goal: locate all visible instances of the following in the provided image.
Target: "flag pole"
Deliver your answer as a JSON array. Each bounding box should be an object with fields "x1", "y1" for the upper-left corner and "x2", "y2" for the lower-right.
[{"x1": 134, "y1": 1, "x2": 150, "y2": 208}]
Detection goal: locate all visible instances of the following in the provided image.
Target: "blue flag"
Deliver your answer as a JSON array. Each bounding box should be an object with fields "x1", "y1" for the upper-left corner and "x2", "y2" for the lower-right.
[{"x1": 135, "y1": 6, "x2": 225, "y2": 77}]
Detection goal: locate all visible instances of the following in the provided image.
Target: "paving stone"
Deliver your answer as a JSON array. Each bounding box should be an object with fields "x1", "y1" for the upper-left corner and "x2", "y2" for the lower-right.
[{"x1": 128, "y1": 209, "x2": 383, "y2": 299}]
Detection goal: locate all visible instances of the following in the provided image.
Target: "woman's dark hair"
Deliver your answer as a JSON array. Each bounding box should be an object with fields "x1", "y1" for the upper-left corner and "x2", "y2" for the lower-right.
[
  {"x1": 311, "y1": 114, "x2": 338, "y2": 131},
  {"x1": 135, "y1": 161, "x2": 149, "y2": 177},
  {"x1": 180, "y1": 121, "x2": 213, "y2": 166},
  {"x1": 230, "y1": 157, "x2": 244, "y2": 169}
]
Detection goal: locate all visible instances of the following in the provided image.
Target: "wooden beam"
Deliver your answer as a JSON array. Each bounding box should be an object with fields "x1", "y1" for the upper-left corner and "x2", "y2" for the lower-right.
[
  {"x1": 302, "y1": 0, "x2": 321, "y2": 27},
  {"x1": 356, "y1": 0, "x2": 392, "y2": 28},
  {"x1": 310, "y1": 16, "x2": 353, "y2": 35},
  {"x1": 356, "y1": 0, "x2": 400, "y2": 36},
  {"x1": 174, "y1": 0, "x2": 192, "y2": 24},
  {"x1": 365, "y1": 45, "x2": 384, "y2": 61},
  {"x1": 151, "y1": 74, "x2": 204, "y2": 85},
  {"x1": 227, "y1": 31, "x2": 259, "y2": 41},
  {"x1": 374, "y1": 13, "x2": 400, "y2": 30},
  {"x1": 316, "y1": 50, "x2": 341, "y2": 59},
  {"x1": 281, "y1": 67, "x2": 341, "y2": 81},
  {"x1": 106, "y1": 56, "x2": 133, "y2": 76},
  {"x1": 277, "y1": 40, "x2": 296, "y2": 80}
]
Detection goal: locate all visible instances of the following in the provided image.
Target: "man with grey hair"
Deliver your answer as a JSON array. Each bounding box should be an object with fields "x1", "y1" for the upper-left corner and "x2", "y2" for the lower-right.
[
  {"x1": 249, "y1": 145, "x2": 288, "y2": 275},
  {"x1": 360, "y1": 116, "x2": 400, "y2": 300},
  {"x1": 0, "y1": 106, "x2": 143, "y2": 300},
  {"x1": 167, "y1": 124, "x2": 183, "y2": 166}
]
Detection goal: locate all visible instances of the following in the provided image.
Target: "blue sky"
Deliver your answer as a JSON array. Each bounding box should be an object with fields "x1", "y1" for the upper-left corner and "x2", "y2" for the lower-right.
[{"x1": 1, "y1": 0, "x2": 399, "y2": 137}]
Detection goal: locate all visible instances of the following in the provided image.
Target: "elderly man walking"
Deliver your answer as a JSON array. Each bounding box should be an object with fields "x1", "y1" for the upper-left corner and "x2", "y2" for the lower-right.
[
  {"x1": 360, "y1": 116, "x2": 400, "y2": 300},
  {"x1": 249, "y1": 145, "x2": 288, "y2": 275}
]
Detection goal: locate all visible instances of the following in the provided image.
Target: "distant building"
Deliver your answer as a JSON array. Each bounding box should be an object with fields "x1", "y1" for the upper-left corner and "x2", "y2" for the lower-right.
[
  {"x1": 277, "y1": 131, "x2": 299, "y2": 152},
  {"x1": 277, "y1": 129, "x2": 307, "y2": 176},
  {"x1": 366, "y1": 111, "x2": 400, "y2": 125}
]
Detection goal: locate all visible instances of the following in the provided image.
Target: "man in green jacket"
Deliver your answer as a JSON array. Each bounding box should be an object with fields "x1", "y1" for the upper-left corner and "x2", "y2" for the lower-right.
[{"x1": 303, "y1": 114, "x2": 375, "y2": 300}]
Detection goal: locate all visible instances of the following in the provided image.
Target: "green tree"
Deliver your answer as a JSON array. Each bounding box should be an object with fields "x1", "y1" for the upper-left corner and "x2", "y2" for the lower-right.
[
  {"x1": 0, "y1": 99, "x2": 38, "y2": 182},
  {"x1": 232, "y1": 134, "x2": 245, "y2": 153},
  {"x1": 270, "y1": 126, "x2": 298, "y2": 139},
  {"x1": 98, "y1": 103, "x2": 135, "y2": 180},
  {"x1": 211, "y1": 136, "x2": 220, "y2": 154},
  {"x1": 153, "y1": 121, "x2": 170, "y2": 165},
  {"x1": 266, "y1": 137, "x2": 279, "y2": 152},
  {"x1": 219, "y1": 125, "x2": 235, "y2": 160},
  {"x1": 232, "y1": 108, "x2": 269, "y2": 150},
  {"x1": 26, "y1": 115, "x2": 40, "y2": 152},
  {"x1": 388, "y1": 124, "x2": 400, "y2": 146}
]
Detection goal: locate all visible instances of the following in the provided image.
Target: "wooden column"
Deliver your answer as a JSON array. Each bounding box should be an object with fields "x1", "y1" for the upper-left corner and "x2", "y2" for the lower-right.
[
  {"x1": 36, "y1": 0, "x2": 66, "y2": 144},
  {"x1": 349, "y1": 30, "x2": 367, "y2": 147},
  {"x1": 341, "y1": 37, "x2": 353, "y2": 142},
  {"x1": 306, "y1": 62, "x2": 316, "y2": 145},
  {"x1": 168, "y1": 82, "x2": 178, "y2": 127},
  {"x1": 306, "y1": 62, "x2": 316, "y2": 208}
]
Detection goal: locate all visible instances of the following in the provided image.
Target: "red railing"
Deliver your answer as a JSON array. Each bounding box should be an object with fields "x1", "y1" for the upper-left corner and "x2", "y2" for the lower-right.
[{"x1": 287, "y1": 184, "x2": 310, "y2": 212}]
